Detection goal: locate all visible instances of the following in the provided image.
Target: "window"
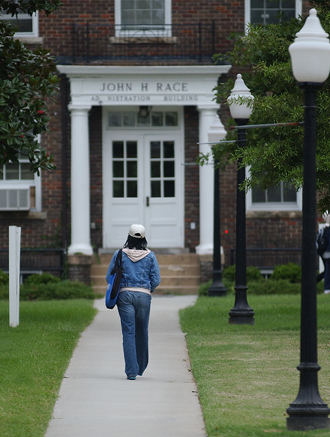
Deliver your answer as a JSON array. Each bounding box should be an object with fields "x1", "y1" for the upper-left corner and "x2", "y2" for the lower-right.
[
  {"x1": 115, "y1": 0, "x2": 171, "y2": 36},
  {"x1": 245, "y1": 0, "x2": 302, "y2": 27},
  {"x1": 112, "y1": 140, "x2": 138, "y2": 198},
  {"x1": 246, "y1": 180, "x2": 302, "y2": 211},
  {"x1": 150, "y1": 140, "x2": 175, "y2": 198},
  {"x1": 0, "y1": 150, "x2": 42, "y2": 211},
  {"x1": 0, "y1": 10, "x2": 39, "y2": 37},
  {"x1": 108, "y1": 109, "x2": 178, "y2": 128}
]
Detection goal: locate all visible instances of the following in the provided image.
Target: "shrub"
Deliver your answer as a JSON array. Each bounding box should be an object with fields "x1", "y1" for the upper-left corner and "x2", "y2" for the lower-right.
[
  {"x1": 248, "y1": 279, "x2": 300, "y2": 295},
  {"x1": 0, "y1": 269, "x2": 9, "y2": 285},
  {"x1": 198, "y1": 278, "x2": 234, "y2": 296},
  {"x1": 0, "y1": 273, "x2": 95, "y2": 301},
  {"x1": 248, "y1": 279, "x2": 324, "y2": 295},
  {"x1": 222, "y1": 265, "x2": 263, "y2": 282},
  {"x1": 23, "y1": 272, "x2": 61, "y2": 285},
  {"x1": 198, "y1": 280, "x2": 212, "y2": 296},
  {"x1": 270, "y1": 263, "x2": 301, "y2": 283},
  {"x1": 20, "y1": 280, "x2": 94, "y2": 301},
  {"x1": 0, "y1": 285, "x2": 9, "y2": 299},
  {"x1": 222, "y1": 265, "x2": 235, "y2": 282}
]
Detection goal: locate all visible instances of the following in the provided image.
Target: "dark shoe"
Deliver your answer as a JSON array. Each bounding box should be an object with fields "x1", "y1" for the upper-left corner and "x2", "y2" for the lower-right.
[{"x1": 127, "y1": 376, "x2": 136, "y2": 380}]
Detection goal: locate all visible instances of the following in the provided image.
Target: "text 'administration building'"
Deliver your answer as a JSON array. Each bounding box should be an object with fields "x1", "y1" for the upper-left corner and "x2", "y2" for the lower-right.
[{"x1": 0, "y1": 1, "x2": 309, "y2": 287}]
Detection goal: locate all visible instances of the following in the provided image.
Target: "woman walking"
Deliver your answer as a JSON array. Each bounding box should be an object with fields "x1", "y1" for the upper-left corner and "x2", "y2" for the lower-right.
[{"x1": 106, "y1": 224, "x2": 161, "y2": 380}]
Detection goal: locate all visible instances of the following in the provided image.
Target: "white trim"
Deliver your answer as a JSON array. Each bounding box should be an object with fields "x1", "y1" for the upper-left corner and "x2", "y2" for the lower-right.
[
  {"x1": 246, "y1": 169, "x2": 302, "y2": 212},
  {"x1": 68, "y1": 106, "x2": 93, "y2": 256},
  {"x1": 195, "y1": 105, "x2": 226, "y2": 255},
  {"x1": 57, "y1": 65, "x2": 231, "y2": 76},
  {"x1": 0, "y1": 166, "x2": 42, "y2": 212},
  {"x1": 57, "y1": 65, "x2": 231, "y2": 108},
  {"x1": 115, "y1": 0, "x2": 171, "y2": 37},
  {"x1": 245, "y1": 0, "x2": 302, "y2": 30},
  {"x1": 1, "y1": 11, "x2": 39, "y2": 37}
]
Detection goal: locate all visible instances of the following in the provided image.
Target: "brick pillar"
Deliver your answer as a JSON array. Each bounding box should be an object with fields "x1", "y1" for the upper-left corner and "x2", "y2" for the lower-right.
[{"x1": 68, "y1": 254, "x2": 92, "y2": 285}]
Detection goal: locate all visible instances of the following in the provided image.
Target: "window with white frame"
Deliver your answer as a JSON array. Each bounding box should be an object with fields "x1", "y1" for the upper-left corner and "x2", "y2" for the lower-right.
[
  {"x1": 246, "y1": 180, "x2": 302, "y2": 211},
  {"x1": 245, "y1": 0, "x2": 302, "y2": 27},
  {"x1": 0, "y1": 150, "x2": 42, "y2": 211},
  {"x1": 0, "y1": 10, "x2": 39, "y2": 37},
  {"x1": 115, "y1": 0, "x2": 171, "y2": 36}
]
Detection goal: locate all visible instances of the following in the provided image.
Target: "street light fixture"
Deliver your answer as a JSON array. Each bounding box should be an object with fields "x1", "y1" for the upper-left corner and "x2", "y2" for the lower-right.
[
  {"x1": 207, "y1": 111, "x2": 227, "y2": 297},
  {"x1": 227, "y1": 74, "x2": 255, "y2": 325},
  {"x1": 287, "y1": 8, "x2": 330, "y2": 431}
]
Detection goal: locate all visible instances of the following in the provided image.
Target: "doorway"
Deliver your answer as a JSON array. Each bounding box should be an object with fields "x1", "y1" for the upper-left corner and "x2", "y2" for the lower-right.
[{"x1": 102, "y1": 106, "x2": 184, "y2": 249}]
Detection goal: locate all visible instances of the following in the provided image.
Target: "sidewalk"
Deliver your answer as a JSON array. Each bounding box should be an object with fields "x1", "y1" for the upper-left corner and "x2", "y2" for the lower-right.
[{"x1": 45, "y1": 295, "x2": 206, "y2": 437}]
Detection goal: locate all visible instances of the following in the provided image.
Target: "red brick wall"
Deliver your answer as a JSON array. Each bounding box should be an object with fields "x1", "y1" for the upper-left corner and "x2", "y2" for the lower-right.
[
  {"x1": 0, "y1": 0, "x2": 314, "y2": 259},
  {"x1": 89, "y1": 106, "x2": 103, "y2": 250}
]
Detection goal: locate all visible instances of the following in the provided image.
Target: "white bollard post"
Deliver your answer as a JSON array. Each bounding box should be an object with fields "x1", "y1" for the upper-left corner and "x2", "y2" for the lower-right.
[{"x1": 9, "y1": 226, "x2": 21, "y2": 327}]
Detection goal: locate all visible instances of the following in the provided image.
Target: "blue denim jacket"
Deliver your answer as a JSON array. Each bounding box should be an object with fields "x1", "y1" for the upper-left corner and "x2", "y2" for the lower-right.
[{"x1": 105, "y1": 250, "x2": 161, "y2": 293}]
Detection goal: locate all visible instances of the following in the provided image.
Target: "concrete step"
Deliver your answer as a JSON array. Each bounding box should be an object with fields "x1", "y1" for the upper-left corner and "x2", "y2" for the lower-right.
[{"x1": 91, "y1": 253, "x2": 201, "y2": 295}]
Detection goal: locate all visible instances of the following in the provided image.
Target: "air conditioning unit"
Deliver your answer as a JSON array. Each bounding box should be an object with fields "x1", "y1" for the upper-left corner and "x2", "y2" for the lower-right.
[{"x1": 0, "y1": 188, "x2": 30, "y2": 210}]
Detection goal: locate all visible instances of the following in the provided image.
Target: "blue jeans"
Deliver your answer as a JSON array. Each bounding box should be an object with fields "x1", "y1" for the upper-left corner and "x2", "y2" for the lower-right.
[{"x1": 117, "y1": 291, "x2": 151, "y2": 377}]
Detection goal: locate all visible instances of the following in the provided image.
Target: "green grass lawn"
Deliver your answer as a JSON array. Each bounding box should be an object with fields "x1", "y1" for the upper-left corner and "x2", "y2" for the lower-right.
[
  {"x1": 180, "y1": 294, "x2": 330, "y2": 437},
  {"x1": 0, "y1": 299, "x2": 97, "y2": 437}
]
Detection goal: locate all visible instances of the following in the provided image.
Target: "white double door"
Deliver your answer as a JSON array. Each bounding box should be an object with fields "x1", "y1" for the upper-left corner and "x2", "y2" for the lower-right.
[{"x1": 103, "y1": 130, "x2": 184, "y2": 249}]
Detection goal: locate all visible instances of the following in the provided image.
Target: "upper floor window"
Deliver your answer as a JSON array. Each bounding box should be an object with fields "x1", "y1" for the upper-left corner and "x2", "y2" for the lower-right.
[
  {"x1": 115, "y1": 0, "x2": 171, "y2": 36},
  {"x1": 0, "y1": 10, "x2": 39, "y2": 37},
  {"x1": 245, "y1": 0, "x2": 302, "y2": 27}
]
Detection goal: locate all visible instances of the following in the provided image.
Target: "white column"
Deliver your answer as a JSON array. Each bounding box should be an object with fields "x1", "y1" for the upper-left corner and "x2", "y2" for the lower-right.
[
  {"x1": 196, "y1": 105, "x2": 226, "y2": 255},
  {"x1": 68, "y1": 105, "x2": 93, "y2": 256}
]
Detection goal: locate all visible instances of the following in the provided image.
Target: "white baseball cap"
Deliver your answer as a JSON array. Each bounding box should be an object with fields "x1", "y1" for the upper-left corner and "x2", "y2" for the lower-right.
[{"x1": 128, "y1": 224, "x2": 146, "y2": 239}]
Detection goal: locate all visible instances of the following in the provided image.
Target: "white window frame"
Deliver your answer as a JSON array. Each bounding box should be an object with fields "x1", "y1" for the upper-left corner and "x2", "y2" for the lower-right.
[
  {"x1": 114, "y1": 0, "x2": 172, "y2": 37},
  {"x1": 245, "y1": 168, "x2": 302, "y2": 212},
  {"x1": 0, "y1": 145, "x2": 42, "y2": 212},
  {"x1": 106, "y1": 107, "x2": 180, "y2": 130},
  {"x1": 245, "y1": 0, "x2": 302, "y2": 30},
  {"x1": 0, "y1": 11, "x2": 39, "y2": 37}
]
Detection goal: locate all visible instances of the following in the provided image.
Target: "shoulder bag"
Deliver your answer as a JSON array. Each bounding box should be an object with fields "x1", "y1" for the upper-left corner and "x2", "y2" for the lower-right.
[{"x1": 105, "y1": 249, "x2": 123, "y2": 309}]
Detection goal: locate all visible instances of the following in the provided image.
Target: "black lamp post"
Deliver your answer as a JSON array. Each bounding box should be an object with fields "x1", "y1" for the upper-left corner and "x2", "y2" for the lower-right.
[
  {"x1": 207, "y1": 111, "x2": 227, "y2": 297},
  {"x1": 286, "y1": 9, "x2": 330, "y2": 431},
  {"x1": 227, "y1": 74, "x2": 255, "y2": 325}
]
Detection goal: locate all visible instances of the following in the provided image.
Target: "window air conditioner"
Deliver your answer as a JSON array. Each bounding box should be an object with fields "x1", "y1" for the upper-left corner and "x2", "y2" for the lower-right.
[{"x1": 0, "y1": 188, "x2": 30, "y2": 210}]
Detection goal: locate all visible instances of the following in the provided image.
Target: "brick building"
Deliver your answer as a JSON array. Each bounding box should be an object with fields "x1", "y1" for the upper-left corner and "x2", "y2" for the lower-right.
[{"x1": 0, "y1": 1, "x2": 312, "y2": 289}]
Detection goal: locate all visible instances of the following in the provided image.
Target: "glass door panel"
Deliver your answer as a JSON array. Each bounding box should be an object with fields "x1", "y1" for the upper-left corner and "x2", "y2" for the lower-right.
[
  {"x1": 112, "y1": 140, "x2": 138, "y2": 198},
  {"x1": 150, "y1": 140, "x2": 175, "y2": 198}
]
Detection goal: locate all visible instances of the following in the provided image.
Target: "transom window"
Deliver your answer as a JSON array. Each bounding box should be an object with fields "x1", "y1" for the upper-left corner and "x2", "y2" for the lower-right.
[
  {"x1": 150, "y1": 140, "x2": 175, "y2": 198},
  {"x1": 245, "y1": 0, "x2": 301, "y2": 27},
  {"x1": 0, "y1": 10, "x2": 38, "y2": 36},
  {"x1": 108, "y1": 110, "x2": 178, "y2": 128}
]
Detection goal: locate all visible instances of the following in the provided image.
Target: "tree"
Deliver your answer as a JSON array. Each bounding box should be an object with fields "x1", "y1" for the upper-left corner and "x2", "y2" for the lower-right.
[
  {"x1": 0, "y1": 0, "x2": 62, "y2": 174},
  {"x1": 212, "y1": 1, "x2": 330, "y2": 213}
]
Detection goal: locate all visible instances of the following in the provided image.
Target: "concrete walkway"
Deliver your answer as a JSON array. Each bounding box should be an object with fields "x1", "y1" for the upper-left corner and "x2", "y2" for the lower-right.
[{"x1": 45, "y1": 295, "x2": 206, "y2": 437}]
